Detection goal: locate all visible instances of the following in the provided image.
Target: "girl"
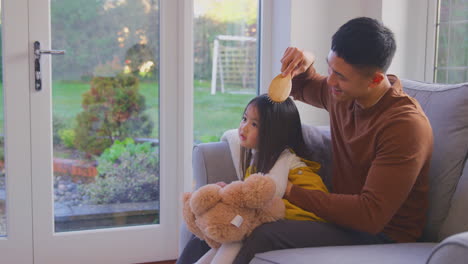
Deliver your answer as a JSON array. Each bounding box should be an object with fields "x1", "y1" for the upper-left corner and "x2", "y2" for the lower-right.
[{"x1": 195, "y1": 94, "x2": 328, "y2": 264}]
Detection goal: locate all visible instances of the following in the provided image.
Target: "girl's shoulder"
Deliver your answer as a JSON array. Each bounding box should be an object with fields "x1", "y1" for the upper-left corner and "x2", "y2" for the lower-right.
[{"x1": 286, "y1": 148, "x2": 321, "y2": 172}]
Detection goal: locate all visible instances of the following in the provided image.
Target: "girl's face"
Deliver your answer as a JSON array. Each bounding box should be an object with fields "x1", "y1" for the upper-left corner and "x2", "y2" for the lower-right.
[{"x1": 238, "y1": 104, "x2": 260, "y2": 149}]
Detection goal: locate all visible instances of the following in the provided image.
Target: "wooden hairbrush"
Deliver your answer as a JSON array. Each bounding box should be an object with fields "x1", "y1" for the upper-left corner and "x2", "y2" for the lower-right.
[{"x1": 267, "y1": 73, "x2": 292, "y2": 103}]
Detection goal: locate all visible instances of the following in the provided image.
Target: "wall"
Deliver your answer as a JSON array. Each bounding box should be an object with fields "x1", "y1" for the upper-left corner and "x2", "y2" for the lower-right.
[
  {"x1": 284, "y1": 0, "x2": 433, "y2": 126},
  {"x1": 289, "y1": 0, "x2": 368, "y2": 126},
  {"x1": 381, "y1": 0, "x2": 433, "y2": 81}
]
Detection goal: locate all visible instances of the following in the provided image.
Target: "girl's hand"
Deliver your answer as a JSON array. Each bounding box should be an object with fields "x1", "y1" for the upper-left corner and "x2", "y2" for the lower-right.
[
  {"x1": 215, "y1": 181, "x2": 227, "y2": 188},
  {"x1": 280, "y1": 47, "x2": 315, "y2": 78}
]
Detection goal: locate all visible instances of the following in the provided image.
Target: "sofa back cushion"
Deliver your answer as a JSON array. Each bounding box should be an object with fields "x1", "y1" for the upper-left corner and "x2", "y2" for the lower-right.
[
  {"x1": 301, "y1": 125, "x2": 333, "y2": 191},
  {"x1": 401, "y1": 80, "x2": 468, "y2": 242},
  {"x1": 438, "y1": 160, "x2": 468, "y2": 240},
  {"x1": 192, "y1": 142, "x2": 238, "y2": 189}
]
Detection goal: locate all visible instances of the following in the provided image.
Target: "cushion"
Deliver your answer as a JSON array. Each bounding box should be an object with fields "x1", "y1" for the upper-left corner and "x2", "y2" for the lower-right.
[
  {"x1": 250, "y1": 243, "x2": 436, "y2": 264},
  {"x1": 427, "y1": 231, "x2": 468, "y2": 264},
  {"x1": 438, "y1": 160, "x2": 468, "y2": 239},
  {"x1": 401, "y1": 80, "x2": 468, "y2": 242},
  {"x1": 192, "y1": 142, "x2": 238, "y2": 189},
  {"x1": 301, "y1": 125, "x2": 333, "y2": 191}
]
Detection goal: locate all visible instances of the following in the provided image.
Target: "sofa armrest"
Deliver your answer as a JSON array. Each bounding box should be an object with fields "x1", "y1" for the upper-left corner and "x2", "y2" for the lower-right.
[
  {"x1": 427, "y1": 231, "x2": 468, "y2": 264},
  {"x1": 180, "y1": 141, "x2": 239, "y2": 253},
  {"x1": 192, "y1": 141, "x2": 239, "y2": 189}
]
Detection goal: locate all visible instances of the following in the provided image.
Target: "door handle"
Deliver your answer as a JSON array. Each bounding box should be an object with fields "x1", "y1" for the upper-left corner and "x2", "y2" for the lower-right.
[{"x1": 33, "y1": 41, "x2": 65, "y2": 91}]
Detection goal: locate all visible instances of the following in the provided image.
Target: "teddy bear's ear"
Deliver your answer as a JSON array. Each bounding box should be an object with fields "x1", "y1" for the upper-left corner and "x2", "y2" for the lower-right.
[
  {"x1": 241, "y1": 174, "x2": 276, "y2": 208},
  {"x1": 190, "y1": 184, "x2": 222, "y2": 216}
]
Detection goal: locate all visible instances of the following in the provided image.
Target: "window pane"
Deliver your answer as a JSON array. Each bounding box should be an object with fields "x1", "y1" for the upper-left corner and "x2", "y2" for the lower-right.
[
  {"x1": 194, "y1": 0, "x2": 259, "y2": 144},
  {"x1": 448, "y1": 23, "x2": 468, "y2": 67},
  {"x1": 435, "y1": 69, "x2": 448, "y2": 83},
  {"x1": 51, "y1": 0, "x2": 160, "y2": 232},
  {"x1": 436, "y1": 23, "x2": 449, "y2": 68},
  {"x1": 435, "y1": 0, "x2": 468, "y2": 84},
  {"x1": 0, "y1": 0, "x2": 5, "y2": 237},
  {"x1": 448, "y1": 69, "x2": 468, "y2": 83},
  {"x1": 439, "y1": 0, "x2": 451, "y2": 22},
  {"x1": 452, "y1": 0, "x2": 468, "y2": 21}
]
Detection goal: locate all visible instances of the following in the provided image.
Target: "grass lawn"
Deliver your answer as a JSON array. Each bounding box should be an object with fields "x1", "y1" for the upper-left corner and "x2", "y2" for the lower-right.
[
  {"x1": 0, "y1": 80, "x2": 254, "y2": 144},
  {"x1": 194, "y1": 80, "x2": 254, "y2": 143}
]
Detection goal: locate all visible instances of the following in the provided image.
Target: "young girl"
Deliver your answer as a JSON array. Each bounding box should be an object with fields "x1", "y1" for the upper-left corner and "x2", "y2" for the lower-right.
[{"x1": 195, "y1": 94, "x2": 328, "y2": 264}]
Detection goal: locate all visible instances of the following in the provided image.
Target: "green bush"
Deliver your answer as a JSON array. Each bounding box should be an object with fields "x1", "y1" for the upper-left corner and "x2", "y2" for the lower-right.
[
  {"x1": 96, "y1": 138, "x2": 152, "y2": 173},
  {"x1": 53, "y1": 115, "x2": 67, "y2": 146},
  {"x1": 81, "y1": 139, "x2": 159, "y2": 204},
  {"x1": 73, "y1": 74, "x2": 153, "y2": 157},
  {"x1": 58, "y1": 129, "x2": 76, "y2": 148}
]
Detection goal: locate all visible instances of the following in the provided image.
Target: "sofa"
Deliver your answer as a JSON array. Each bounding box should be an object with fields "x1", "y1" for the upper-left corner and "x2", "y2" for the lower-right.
[{"x1": 180, "y1": 79, "x2": 468, "y2": 263}]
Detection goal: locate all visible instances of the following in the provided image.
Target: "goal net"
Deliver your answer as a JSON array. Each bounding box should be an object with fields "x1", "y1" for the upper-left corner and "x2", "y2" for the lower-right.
[{"x1": 211, "y1": 35, "x2": 257, "y2": 94}]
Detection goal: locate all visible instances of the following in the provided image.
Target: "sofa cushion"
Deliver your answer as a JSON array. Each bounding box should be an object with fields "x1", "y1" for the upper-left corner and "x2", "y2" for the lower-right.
[
  {"x1": 301, "y1": 125, "x2": 333, "y2": 191},
  {"x1": 250, "y1": 243, "x2": 436, "y2": 264},
  {"x1": 192, "y1": 142, "x2": 238, "y2": 189},
  {"x1": 402, "y1": 80, "x2": 468, "y2": 242},
  {"x1": 427, "y1": 231, "x2": 468, "y2": 264},
  {"x1": 439, "y1": 160, "x2": 468, "y2": 239}
]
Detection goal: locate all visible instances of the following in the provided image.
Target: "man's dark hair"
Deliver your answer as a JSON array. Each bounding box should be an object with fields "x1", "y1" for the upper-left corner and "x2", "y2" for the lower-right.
[{"x1": 331, "y1": 17, "x2": 396, "y2": 73}]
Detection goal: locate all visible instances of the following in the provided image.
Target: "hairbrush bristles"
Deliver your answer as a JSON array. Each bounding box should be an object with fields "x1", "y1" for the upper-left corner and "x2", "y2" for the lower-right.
[{"x1": 267, "y1": 74, "x2": 292, "y2": 103}]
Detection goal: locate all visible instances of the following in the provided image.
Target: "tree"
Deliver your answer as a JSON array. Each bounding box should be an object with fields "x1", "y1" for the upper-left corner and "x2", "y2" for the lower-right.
[
  {"x1": 74, "y1": 74, "x2": 153, "y2": 157},
  {"x1": 51, "y1": 0, "x2": 159, "y2": 81}
]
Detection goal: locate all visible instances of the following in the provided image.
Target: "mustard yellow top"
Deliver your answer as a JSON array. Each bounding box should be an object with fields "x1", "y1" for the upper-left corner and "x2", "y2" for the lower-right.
[{"x1": 245, "y1": 157, "x2": 329, "y2": 222}]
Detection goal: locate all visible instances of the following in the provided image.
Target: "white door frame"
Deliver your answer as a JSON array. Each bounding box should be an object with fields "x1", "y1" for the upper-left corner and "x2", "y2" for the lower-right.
[
  {"x1": 27, "y1": 0, "x2": 191, "y2": 263},
  {"x1": 0, "y1": 0, "x2": 34, "y2": 262}
]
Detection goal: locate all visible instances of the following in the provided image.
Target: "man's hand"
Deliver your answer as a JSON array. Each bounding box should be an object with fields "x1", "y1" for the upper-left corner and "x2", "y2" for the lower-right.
[
  {"x1": 280, "y1": 47, "x2": 315, "y2": 78},
  {"x1": 284, "y1": 181, "x2": 293, "y2": 198}
]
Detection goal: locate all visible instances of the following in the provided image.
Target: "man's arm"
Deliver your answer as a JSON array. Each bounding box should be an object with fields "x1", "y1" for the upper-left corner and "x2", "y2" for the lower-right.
[
  {"x1": 290, "y1": 66, "x2": 329, "y2": 110},
  {"x1": 284, "y1": 116, "x2": 433, "y2": 234},
  {"x1": 280, "y1": 47, "x2": 330, "y2": 110}
]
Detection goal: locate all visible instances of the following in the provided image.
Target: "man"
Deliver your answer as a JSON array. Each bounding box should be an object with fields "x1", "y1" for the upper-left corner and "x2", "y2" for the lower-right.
[{"x1": 178, "y1": 17, "x2": 433, "y2": 264}]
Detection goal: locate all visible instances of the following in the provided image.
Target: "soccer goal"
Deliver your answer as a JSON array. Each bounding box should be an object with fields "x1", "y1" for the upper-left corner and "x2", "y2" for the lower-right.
[{"x1": 211, "y1": 35, "x2": 257, "y2": 95}]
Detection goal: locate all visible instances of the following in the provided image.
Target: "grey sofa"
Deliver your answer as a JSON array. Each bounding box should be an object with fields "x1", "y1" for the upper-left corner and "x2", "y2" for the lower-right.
[{"x1": 180, "y1": 79, "x2": 468, "y2": 264}]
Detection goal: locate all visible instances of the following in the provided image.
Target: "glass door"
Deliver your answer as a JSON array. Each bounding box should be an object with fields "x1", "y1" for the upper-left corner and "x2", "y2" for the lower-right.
[{"x1": 29, "y1": 0, "x2": 182, "y2": 263}]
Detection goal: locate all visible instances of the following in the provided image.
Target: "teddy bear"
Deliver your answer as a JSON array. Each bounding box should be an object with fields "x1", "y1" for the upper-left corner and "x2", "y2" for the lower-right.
[{"x1": 182, "y1": 174, "x2": 286, "y2": 248}]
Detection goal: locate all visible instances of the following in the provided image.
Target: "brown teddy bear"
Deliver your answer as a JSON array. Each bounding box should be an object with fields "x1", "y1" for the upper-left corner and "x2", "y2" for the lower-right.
[{"x1": 182, "y1": 174, "x2": 286, "y2": 248}]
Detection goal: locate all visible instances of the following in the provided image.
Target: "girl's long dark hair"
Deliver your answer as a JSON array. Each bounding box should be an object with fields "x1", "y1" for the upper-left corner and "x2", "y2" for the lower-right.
[{"x1": 240, "y1": 94, "x2": 308, "y2": 176}]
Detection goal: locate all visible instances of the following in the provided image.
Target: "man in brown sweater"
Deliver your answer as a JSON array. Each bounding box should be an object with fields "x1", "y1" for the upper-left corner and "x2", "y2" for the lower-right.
[
  {"x1": 232, "y1": 17, "x2": 433, "y2": 263},
  {"x1": 177, "y1": 17, "x2": 433, "y2": 264}
]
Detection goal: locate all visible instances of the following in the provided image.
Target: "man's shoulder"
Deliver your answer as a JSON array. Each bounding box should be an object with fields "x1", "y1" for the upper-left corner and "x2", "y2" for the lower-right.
[
  {"x1": 384, "y1": 92, "x2": 429, "y2": 126},
  {"x1": 377, "y1": 103, "x2": 433, "y2": 146}
]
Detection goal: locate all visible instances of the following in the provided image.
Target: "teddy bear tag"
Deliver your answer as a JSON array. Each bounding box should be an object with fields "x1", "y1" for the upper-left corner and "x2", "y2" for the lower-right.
[{"x1": 230, "y1": 215, "x2": 244, "y2": 228}]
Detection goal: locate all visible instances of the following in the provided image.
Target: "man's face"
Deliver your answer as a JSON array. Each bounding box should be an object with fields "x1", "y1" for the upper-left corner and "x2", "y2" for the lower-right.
[{"x1": 326, "y1": 51, "x2": 374, "y2": 103}]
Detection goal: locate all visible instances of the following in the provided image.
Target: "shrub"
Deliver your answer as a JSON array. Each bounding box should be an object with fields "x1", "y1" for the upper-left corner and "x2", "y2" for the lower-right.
[
  {"x1": 58, "y1": 129, "x2": 76, "y2": 148},
  {"x1": 53, "y1": 115, "x2": 67, "y2": 146},
  {"x1": 81, "y1": 139, "x2": 159, "y2": 204},
  {"x1": 73, "y1": 74, "x2": 153, "y2": 157}
]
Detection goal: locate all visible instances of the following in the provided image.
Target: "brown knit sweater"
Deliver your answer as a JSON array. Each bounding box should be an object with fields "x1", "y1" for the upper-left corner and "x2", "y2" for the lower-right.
[{"x1": 285, "y1": 66, "x2": 433, "y2": 242}]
